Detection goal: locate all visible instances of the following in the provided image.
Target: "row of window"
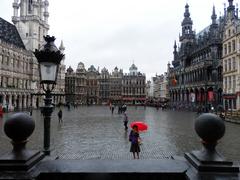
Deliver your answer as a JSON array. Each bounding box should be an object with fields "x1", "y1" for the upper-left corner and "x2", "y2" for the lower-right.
[
  {"x1": 224, "y1": 57, "x2": 238, "y2": 72},
  {"x1": 224, "y1": 75, "x2": 237, "y2": 92},
  {"x1": 0, "y1": 76, "x2": 31, "y2": 89},
  {"x1": 223, "y1": 39, "x2": 236, "y2": 55},
  {"x1": 0, "y1": 55, "x2": 31, "y2": 72},
  {"x1": 224, "y1": 28, "x2": 236, "y2": 40}
]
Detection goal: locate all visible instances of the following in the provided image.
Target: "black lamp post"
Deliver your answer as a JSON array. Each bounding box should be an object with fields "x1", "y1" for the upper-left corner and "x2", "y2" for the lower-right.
[{"x1": 34, "y1": 35, "x2": 64, "y2": 155}]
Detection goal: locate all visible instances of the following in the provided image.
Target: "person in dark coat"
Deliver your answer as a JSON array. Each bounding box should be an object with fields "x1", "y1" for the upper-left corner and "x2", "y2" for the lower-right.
[
  {"x1": 123, "y1": 113, "x2": 128, "y2": 130},
  {"x1": 111, "y1": 105, "x2": 115, "y2": 114},
  {"x1": 58, "y1": 109, "x2": 63, "y2": 123},
  {"x1": 129, "y1": 125, "x2": 141, "y2": 159}
]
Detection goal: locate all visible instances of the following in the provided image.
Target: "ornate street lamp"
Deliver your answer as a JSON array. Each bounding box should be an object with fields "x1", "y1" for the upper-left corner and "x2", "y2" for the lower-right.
[{"x1": 34, "y1": 35, "x2": 64, "y2": 155}]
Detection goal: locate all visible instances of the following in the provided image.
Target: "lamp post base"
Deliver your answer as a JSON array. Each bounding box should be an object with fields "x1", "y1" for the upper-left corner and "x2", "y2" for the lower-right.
[
  {"x1": 43, "y1": 149, "x2": 51, "y2": 156},
  {"x1": 0, "y1": 150, "x2": 45, "y2": 171},
  {"x1": 185, "y1": 150, "x2": 239, "y2": 173}
]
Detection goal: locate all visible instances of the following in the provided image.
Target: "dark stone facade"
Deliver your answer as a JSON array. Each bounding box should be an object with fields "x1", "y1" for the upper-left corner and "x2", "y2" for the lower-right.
[{"x1": 168, "y1": 4, "x2": 225, "y2": 111}]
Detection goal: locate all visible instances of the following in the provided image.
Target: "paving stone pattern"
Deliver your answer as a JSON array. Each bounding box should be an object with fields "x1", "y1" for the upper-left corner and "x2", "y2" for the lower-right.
[{"x1": 0, "y1": 106, "x2": 240, "y2": 161}]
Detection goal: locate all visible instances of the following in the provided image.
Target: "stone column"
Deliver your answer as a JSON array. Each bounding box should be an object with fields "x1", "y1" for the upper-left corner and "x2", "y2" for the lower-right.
[
  {"x1": 18, "y1": 95, "x2": 22, "y2": 109},
  {"x1": 237, "y1": 96, "x2": 240, "y2": 110},
  {"x1": 8, "y1": 95, "x2": 12, "y2": 111},
  {"x1": 32, "y1": 96, "x2": 36, "y2": 108},
  {"x1": 28, "y1": 95, "x2": 31, "y2": 107},
  {"x1": 23, "y1": 95, "x2": 27, "y2": 109},
  {"x1": 2, "y1": 94, "x2": 6, "y2": 106},
  {"x1": 12, "y1": 94, "x2": 16, "y2": 110}
]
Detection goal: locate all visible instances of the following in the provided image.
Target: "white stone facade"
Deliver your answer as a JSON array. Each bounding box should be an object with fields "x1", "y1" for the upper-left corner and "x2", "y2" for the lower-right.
[
  {"x1": 152, "y1": 73, "x2": 168, "y2": 101},
  {"x1": 0, "y1": 0, "x2": 66, "y2": 111},
  {"x1": 222, "y1": 1, "x2": 240, "y2": 110},
  {"x1": 0, "y1": 39, "x2": 40, "y2": 110},
  {"x1": 12, "y1": 0, "x2": 49, "y2": 51}
]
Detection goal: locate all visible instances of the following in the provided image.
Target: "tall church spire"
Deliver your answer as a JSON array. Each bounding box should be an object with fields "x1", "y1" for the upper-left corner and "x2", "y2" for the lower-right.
[
  {"x1": 12, "y1": 0, "x2": 49, "y2": 51},
  {"x1": 211, "y1": 6, "x2": 217, "y2": 25},
  {"x1": 180, "y1": 3, "x2": 194, "y2": 42},
  {"x1": 59, "y1": 40, "x2": 65, "y2": 52},
  {"x1": 59, "y1": 40, "x2": 65, "y2": 65},
  {"x1": 227, "y1": 0, "x2": 236, "y2": 19},
  {"x1": 173, "y1": 41, "x2": 178, "y2": 61},
  {"x1": 174, "y1": 40, "x2": 177, "y2": 51},
  {"x1": 184, "y1": 3, "x2": 190, "y2": 18}
]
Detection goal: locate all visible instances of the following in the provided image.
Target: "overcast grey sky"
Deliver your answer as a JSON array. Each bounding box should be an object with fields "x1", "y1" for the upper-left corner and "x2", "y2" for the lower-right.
[{"x1": 1, "y1": 0, "x2": 228, "y2": 79}]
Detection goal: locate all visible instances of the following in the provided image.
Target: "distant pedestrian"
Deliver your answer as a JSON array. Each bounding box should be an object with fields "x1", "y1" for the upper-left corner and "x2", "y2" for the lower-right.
[
  {"x1": 129, "y1": 125, "x2": 141, "y2": 159},
  {"x1": 58, "y1": 109, "x2": 63, "y2": 123},
  {"x1": 29, "y1": 105, "x2": 33, "y2": 116},
  {"x1": 118, "y1": 105, "x2": 121, "y2": 114},
  {"x1": 123, "y1": 113, "x2": 128, "y2": 130},
  {"x1": 111, "y1": 105, "x2": 115, "y2": 114},
  {"x1": 122, "y1": 104, "x2": 127, "y2": 113}
]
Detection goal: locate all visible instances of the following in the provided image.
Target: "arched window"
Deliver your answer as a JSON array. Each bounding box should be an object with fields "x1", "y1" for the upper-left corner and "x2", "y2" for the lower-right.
[{"x1": 28, "y1": 0, "x2": 33, "y2": 14}]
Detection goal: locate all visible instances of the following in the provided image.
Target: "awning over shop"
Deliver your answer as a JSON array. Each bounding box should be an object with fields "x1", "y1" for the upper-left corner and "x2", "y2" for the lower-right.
[
  {"x1": 223, "y1": 94, "x2": 237, "y2": 99},
  {"x1": 122, "y1": 97, "x2": 146, "y2": 101}
]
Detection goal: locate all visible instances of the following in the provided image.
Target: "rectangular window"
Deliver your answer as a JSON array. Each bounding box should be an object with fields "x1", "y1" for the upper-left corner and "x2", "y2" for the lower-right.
[
  {"x1": 228, "y1": 58, "x2": 232, "y2": 71},
  {"x1": 233, "y1": 75, "x2": 236, "y2": 93},
  {"x1": 228, "y1": 42, "x2": 232, "y2": 53},
  {"x1": 28, "y1": 0, "x2": 33, "y2": 14},
  {"x1": 224, "y1": 60, "x2": 227, "y2": 72},
  {"x1": 224, "y1": 44, "x2": 227, "y2": 55},
  {"x1": 233, "y1": 40, "x2": 236, "y2": 52},
  {"x1": 229, "y1": 76, "x2": 232, "y2": 89},
  {"x1": 6, "y1": 56, "x2": 9, "y2": 66},
  {"x1": 232, "y1": 57, "x2": 236, "y2": 70}
]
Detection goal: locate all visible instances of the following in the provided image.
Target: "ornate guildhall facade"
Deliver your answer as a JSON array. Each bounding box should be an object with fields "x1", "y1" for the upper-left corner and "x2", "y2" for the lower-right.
[{"x1": 168, "y1": 3, "x2": 224, "y2": 111}]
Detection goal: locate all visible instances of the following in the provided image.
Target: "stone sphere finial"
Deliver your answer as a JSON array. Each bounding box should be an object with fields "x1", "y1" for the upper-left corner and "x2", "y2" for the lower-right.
[
  {"x1": 4, "y1": 113, "x2": 35, "y2": 143},
  {"x1": 195, "y1": 113, "x2": 225, "y2": 144}
]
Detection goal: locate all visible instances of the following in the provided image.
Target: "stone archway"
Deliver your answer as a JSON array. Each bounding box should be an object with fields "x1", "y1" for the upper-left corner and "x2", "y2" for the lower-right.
[
  {"x1": 16, "y1": 95, "x2": 20, "y2": 109},
  {"x1": 200, "y1": 88, "x2": 205, "y2": 105},
  {"x1": 186, "y1": 89, "x2": 190, "y2": 103},
  {"x1": 36, "y1": 97, "x2": 39, "y2": 108},
  {"x1": 22, "y1": 95, "x2": 25, "y2": 109}
]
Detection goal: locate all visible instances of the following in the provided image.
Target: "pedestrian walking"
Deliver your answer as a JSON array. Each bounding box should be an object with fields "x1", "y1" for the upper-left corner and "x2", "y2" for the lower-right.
[
  {"x1": 109, "y1": 103, "x2": 112, "y2": 111},
  {"x1": 58, "y1": 109, "x2": 63, "y2": 123},
  {"x1": 123, "y1": 112, "x2": 128, "y2": 130},
  {"x1": 122, "y1": 104, "x2": 127, "y2": 113},
  {"x1": 129, "y1": 125, "x2": 141, "y2": 159},
  {"x1": 29, "y1": 105, "x2": 33, "y2": 116},
  {"x1": 111, "y1": 105, "x2": 115, "y2": 114}
]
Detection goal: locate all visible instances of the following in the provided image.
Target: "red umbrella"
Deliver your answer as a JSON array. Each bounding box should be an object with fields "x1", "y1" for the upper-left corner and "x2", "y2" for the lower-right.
[{"x1": 130, "y1": 121, "x2": 148, "y2": 132}]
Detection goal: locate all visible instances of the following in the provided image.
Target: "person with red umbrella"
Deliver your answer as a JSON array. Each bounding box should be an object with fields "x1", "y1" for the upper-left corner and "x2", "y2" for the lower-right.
[{"x1": 129, "y1": 125, "x2": 141, "y2": 159}]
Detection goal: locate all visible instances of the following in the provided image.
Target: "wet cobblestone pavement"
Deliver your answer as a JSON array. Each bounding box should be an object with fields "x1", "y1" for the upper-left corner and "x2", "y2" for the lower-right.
[{"x1": 0, "y1": 106, "x2": 240, "y2": 161}]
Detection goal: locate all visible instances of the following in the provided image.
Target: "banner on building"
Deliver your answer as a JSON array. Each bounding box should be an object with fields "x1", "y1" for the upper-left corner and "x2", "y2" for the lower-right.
[
  {"x1": 190, "y1": 93, "x2": 195, "y2": 102},
  {"x1": 208, "y1": 91, "x2": 214, "y2": 102}
]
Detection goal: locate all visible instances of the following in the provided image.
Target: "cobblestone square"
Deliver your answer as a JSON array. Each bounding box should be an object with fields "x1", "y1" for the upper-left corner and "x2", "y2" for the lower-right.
[{"x1": 0, "y1": 106, "x2": 240, "y2": 161}]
